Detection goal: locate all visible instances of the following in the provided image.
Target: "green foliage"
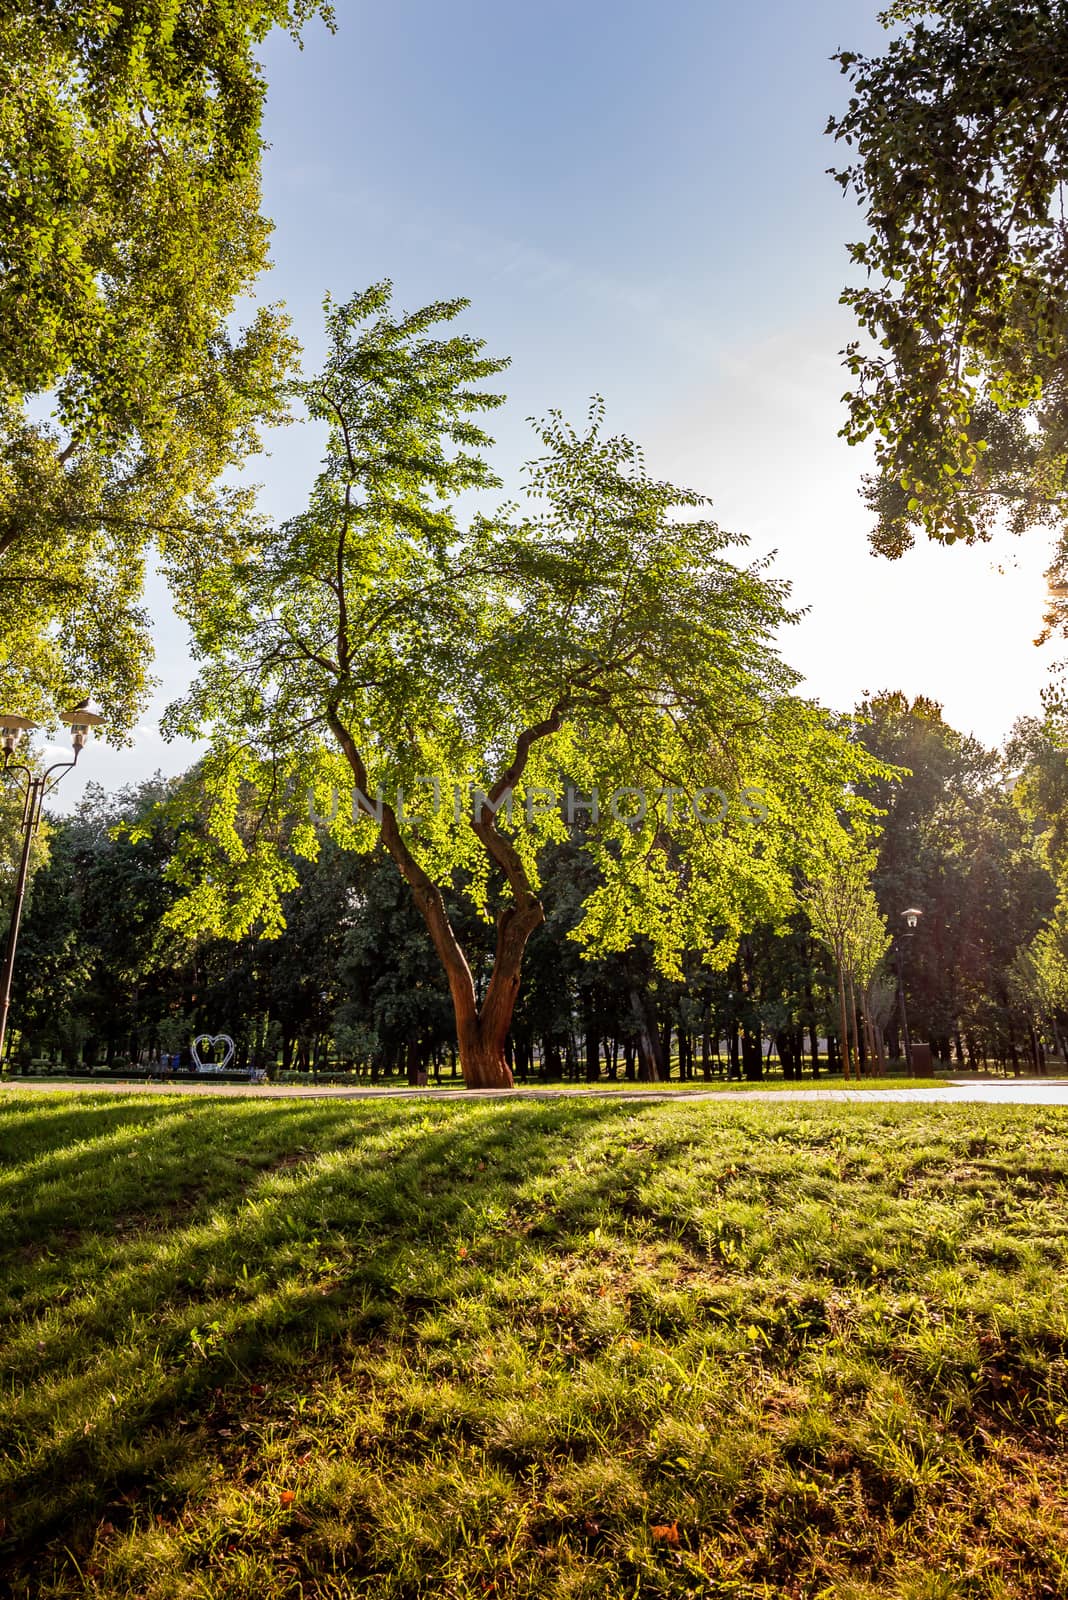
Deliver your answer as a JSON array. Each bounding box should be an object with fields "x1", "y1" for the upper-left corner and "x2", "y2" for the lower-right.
[
  {"x1": 804, "y1": 844, "x2": 889, "y2": 984},
  {"x1": 0, "y1": 0, "x2": 332, "y2": 423},
  {"x1": 12, "y1": 779, "x2": 182, "y2": 1062},
  {"x1": 334, "y1": 847, "x2": 465, "y2": 1071},
  {"x1": 164, "y1": 284, "x2": 881, "y2": 1014},
  {"x1": 1012, "y1": 914, "x2": 1068, "y2": 1024},
  {"x1": 1009, "y1": 713, "x2": 1068, "y2": 882},
  {"x1": 829, "y1": 2, "x2": 1068, "y2": 577},
  {"x1": 0, "y1": 2, "x2": 331, "y2": 728},
  {"x1": 1, "y1": 1095, "x2": 1067, "y2": 1596},
  {"x1": 17, "y1": 690, "x2": 1061, "y2": 1080},
  {"x1": 858, "y1": 692, "x2": 1055, "y2": 1059}
]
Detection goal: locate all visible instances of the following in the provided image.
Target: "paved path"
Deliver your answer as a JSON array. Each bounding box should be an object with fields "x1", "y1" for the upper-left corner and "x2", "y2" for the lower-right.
[{"x1": 5, "y1": 1078, "x2": 1068, "y2": 1106}]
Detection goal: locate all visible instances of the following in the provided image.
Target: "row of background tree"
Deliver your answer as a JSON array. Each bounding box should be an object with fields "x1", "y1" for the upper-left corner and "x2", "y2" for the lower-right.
[{"x1": 7, "y1": 690, "x2": 1067, "y2": 1082}]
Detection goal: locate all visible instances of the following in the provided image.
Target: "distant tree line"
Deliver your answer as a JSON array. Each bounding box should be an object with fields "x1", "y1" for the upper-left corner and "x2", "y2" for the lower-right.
[{"x1": 5, "y1": 690, "x2": 1063, "y2": 1082}]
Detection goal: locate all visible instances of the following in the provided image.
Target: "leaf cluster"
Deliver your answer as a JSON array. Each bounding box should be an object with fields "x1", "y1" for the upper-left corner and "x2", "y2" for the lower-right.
[
  {"x1": 165, "y1": 285, "x2": 889, "y2": 980},
  {"x1": 829, "y1": 1, "x2": 1068, "y2": 575},
  {"x1": 0, "y1": 2, "x2": 327, "y2": 727}
]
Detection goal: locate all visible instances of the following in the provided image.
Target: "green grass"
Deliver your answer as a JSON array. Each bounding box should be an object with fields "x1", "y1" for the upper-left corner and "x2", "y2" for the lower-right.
[
  {"x1": 515, "y1": 1075, "x2": 944, "y2": 1094},
  {"x1": 1, "y1": 1093, "x2": 1066, "y2": 1598},
  {"x1": 5, "y1": 1072, "x2": 943, "y2": 1094}
]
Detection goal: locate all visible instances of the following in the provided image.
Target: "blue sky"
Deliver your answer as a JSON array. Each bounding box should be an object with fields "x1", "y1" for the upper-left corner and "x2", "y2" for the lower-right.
[{"x1": 58, "y1": 0, "x2": 1060, "y2": 803}]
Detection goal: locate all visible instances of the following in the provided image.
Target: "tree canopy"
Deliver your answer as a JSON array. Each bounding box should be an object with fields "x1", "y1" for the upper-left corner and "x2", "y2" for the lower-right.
[
  {"x1": 804, "y1": 844, "x2": 889, "y2": 1077},
  {"x1": 829, "y1": 0, "x2": 1068, "y2": 594},
  {"x1": 0, "y1": 1, "x2": 331, "y2": 730},
  {"x1": 160, "y1": 283, "x2": 880, "y2": 1086}
]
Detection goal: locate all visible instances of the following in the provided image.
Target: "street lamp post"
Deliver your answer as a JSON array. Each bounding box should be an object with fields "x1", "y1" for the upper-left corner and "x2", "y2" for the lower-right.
[
  {"x1": 897, "y1": 907, "x2": 923, "y2": 1071},
  {"x1": 0, "y1": 703, "x2": 103, "y2": 1068}
]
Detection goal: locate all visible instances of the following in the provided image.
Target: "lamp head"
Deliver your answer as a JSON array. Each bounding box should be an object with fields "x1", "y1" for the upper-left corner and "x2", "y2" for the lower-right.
[
  {"x1": 58, "y1": 700, "x2": 104, "y2": 751},
  {"x1": 0, "y1": 713, "x2": 36, "y2": 755},
  {"x1": 903, "y1": 907, "x2": 923, "y2": 931}
]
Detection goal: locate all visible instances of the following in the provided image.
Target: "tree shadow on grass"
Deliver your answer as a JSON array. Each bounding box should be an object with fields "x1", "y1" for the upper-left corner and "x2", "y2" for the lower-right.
[
  {"x1": 0, "y1": 1093, "x2": 666, "y2": 1580},
  {"x1": 2, "y1": 1094, "x2": 1067, "y2": 1594}
]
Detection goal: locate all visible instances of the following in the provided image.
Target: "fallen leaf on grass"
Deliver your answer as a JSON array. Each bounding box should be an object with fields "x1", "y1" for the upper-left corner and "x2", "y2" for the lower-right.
[
  {"x1": 651, "y1": 1521, "x2": 679, "y2": 1545},
  {"x1": 279, "y1": 1491, "x2": 296, "y2": 1507}
]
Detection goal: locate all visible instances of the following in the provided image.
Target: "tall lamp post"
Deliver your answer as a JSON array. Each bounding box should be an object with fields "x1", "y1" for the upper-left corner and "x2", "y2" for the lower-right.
[
  {"x1": 897, "y1": 906, "x2": 923, "y2": 1070},
  {"x1": 0, "y1": 703, "x2": 104, "y2": 1067}
]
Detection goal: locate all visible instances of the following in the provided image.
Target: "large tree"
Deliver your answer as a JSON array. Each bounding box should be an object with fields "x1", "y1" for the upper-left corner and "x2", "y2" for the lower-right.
[
  {"x1": 0, "y1": 1, "x2": 331, "y2": 729},
  {"x1": 829, "y1": 0, "x2": 1068, "y2": 602},
  {"x1": 858, "y1": 692, "x2": 1055, "y2": 1063},
  {"x1": 161, "y1": 284, "x2": 877, "y2": 1088}
]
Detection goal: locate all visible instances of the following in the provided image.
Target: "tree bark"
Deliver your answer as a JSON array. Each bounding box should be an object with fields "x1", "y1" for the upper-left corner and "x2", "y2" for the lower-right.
[
  {"x1": 836, "y1": 958, "x2": 853, "y2": 1079},
  {"x1": 623, "y1": 1037, "x2": 636, "y2": 1081},
  {"x1": 326, "y1": 703, "x2": 555, "y2": 1088},
  {"x1": 585, "y1": 1014, "x2": 600, "y2": 1082},
  {"x1": 630, "y1": 988, "x2": 665, "y2": 1081},
  {"x1": 447, "y1": 898, "x2": 544, "y2": 1087},
  {"x1": 848, "y1": 971, "x2": 863, "y2": 1075}
]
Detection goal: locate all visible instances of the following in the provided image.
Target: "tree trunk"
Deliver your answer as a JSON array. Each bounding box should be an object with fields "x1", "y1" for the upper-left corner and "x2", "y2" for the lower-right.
[
  {"x1": 836, "y1": 959, "x2": 853, "y2": 1079},
  {"x1": 623, "y1": 1037, "x2": 636, "y2": 1081},
  {"x1": 448, "y1": 901, "x2": 544, "y2": 1087},
  {"x1": 660, "y1": 1018, "x2": 673, "y2": 1078},
  {"x1": 585, "y1": 1016, "x2": 600, "y2": 1083},
  {"x1": 327, "y1": 704, "x2": 554, "y2": 1090},
  {"x1": 803, "y1": 954, "x2": 820, "y2": 1076},
  {"x1": 455, "y1": 1018, "x2": 512, "y2": 1088},
  {"x1": 631, "y1": 989, "x2": 665, "y2": 1081},
  {"x1": 1028, "y1": 1021, "x2": 1044, "y2": 1075},
  {"x1": 741, "y1": 1027, "x2": 762, "y2": 1081},
  {"x1": 848, "y1": 971, "x2": 863, "y2": 1075}
]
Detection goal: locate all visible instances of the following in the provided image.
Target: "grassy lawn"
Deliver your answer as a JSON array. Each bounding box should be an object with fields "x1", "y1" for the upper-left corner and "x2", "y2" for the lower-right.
[
  {"x1": 0, "y1": 1094, "x2": 1066, "y2": 1598},
  {"x1": 516, "y1": 1076, "x2": 944, "y2": 1095},
  {"x1": 4, "y1": 1072, "x2": 944, "y2": 1094}
]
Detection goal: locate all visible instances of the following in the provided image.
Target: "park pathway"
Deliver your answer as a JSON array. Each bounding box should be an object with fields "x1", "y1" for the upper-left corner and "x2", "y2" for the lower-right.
[{"x1": 5, "y1": 1077, "x2": 1068, "y2": 1106}]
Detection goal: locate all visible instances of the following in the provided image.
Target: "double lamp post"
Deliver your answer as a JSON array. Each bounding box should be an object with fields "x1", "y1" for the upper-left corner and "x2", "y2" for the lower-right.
[{"x1": 0, "y1": 703, "x2": 103, "y2": 1066}]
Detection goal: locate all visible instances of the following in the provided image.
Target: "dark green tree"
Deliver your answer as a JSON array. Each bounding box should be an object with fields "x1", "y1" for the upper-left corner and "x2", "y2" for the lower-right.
[
  {"x1": 12, "y1": 778, "x2": 179, "y2": 1064},
  {"x1": 856, "y1": 692, "x2": 1055, "y2": 1063},
  {"x1": 829, "y1": 0, "x2": 1068, "y2": 598}
]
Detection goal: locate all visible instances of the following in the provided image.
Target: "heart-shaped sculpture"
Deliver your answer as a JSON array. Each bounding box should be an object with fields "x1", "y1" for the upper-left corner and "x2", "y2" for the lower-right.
[{"x1": 191, "y1": 1033, "x2": 236, "y2": 1072}]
